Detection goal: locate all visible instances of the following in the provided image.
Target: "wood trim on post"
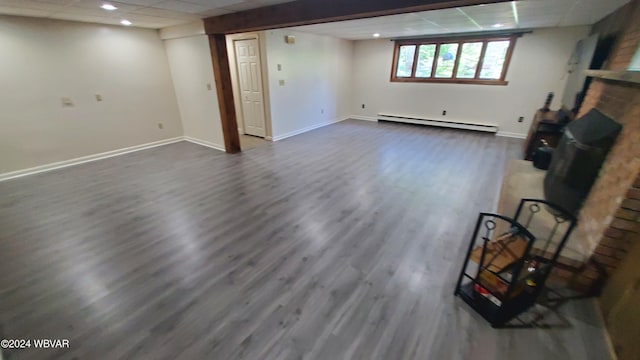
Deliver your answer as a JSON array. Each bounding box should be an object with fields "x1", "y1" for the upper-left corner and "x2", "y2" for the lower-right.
[
  {"x1": 208, "y1": 33, "x2": 241, "y2": 154},
  {"x1": 204, "y1": 0, "x2": 511, "y2": 35}
]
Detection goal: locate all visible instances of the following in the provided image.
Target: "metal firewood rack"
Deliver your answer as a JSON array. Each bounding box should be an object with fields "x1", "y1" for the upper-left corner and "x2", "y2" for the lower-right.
[{"x1": 454, "y1": 199, "x2": 576, "y2": 327}]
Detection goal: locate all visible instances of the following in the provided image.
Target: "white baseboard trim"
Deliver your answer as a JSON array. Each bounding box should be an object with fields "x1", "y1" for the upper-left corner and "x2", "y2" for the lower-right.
[
  {"x1": 350, "y1": 115, "x2": 378, "y2": 122},
  {"x1": 272, "y1": 117, "x2": 348, "y2": 141},
  {"x1": 496, "y1": 131, "x2": 527, "y2": 139},
  {"x1": 0, "y1": 137, "x2": 184, "y2": 182},
  {"x1": 183, "y1": 136, "x2": 226, "y2": 152},
  {"x1": 378, "y1": 114, "x2": 498, "y2": 133}
]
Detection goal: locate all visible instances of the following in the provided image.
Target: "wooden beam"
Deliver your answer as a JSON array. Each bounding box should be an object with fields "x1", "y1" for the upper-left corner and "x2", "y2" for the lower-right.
[
  {"x1": 205, "y1": 0, "x2": 510, "y2": 34},
  {"x1": 208, "y1": 33, "x2": 241, "y2": 153}
]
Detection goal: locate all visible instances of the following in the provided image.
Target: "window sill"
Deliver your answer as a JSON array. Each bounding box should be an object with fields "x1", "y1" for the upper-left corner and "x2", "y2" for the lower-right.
[{"x1": 390, "y1": 78, "x2": 509, "y2": 86}]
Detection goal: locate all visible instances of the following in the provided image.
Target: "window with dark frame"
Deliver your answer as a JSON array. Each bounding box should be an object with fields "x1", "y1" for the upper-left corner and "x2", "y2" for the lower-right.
[{"x1": 390, "y1": 35, "x2": 519, "y2": 85}]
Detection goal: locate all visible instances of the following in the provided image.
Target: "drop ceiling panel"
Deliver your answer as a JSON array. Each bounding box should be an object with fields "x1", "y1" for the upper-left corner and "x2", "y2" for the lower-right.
[
  {"x1": 197, "y1": 8, "x2": 232, "y2": 17},
  {"x1": 30, "y1": 0, "x2": 76, "y2": 5},
  {"x1": 129, "y1": 6, "x2": 197, "y2": 20},
  {"x1": 224, "y1": 0, "x2": 288, "y2": 12},
  {"x1": 151, "y1": 0, "x2": 209, "y2": 14},
  {"x1": 0, "y1": 0, "x2": 293, "y2": 28},
  {"x1": 0, "y1": 0, "x2": 631, "y2": 32},
  {"x1": 461, "y1": 3, "x2": 512, "y2": 14},
  {"x1": 0, "y1": 5, "x2": 50, "y2": 17},
  {"x1": 0, "y1": 0, "x2": 69, "y2": 12},
  {"x1": 418, "y1": 10, "x2": 471, "y2": 22},
  {"x1": 53, "y1": 12, "x2": 120, "y2": 24},
  {"x1": 292, "y1": 0, "x2": 631, "y2": 40},
  {"x1": 181, "y1": 0, "x2": 245, "y2": 6},
  {"x1": 109, "y1": 0, "x2": 161, "y2": 6},
  {"x1": 74, "y1": 0, "x2": 142, "y2": 12}
]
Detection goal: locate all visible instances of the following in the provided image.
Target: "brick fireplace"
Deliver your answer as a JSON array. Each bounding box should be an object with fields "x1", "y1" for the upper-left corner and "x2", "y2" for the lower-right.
[
  {"x1": 565, "y1": 3, "x2": 640, "y2": 356},
  {"x1": 574, "y1": 0, "x2": 640, "y2": 277}
]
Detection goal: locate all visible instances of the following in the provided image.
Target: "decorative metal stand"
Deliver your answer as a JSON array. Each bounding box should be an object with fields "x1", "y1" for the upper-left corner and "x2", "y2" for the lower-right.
[{"x1": 454, "y1": 199, "x2": 576, "y2": 327}]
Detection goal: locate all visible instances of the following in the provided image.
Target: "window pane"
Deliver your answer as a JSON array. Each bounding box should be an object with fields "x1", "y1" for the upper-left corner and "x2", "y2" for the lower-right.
[
  {"x1": 456, "y1": 42, "x2": 483, "y2": 78},
  {"x1": 396, "y1": 45, "x2": 416, "y2": 77},
  {"x1": 479, "y1": 40, "x2": 510, "y2": 79},
  {"x1": 415, "y1": 44, "x2": 436, "y2": 77},
  {"x1": 434, "y1": 43, "x2": 459, "y2": 78}
]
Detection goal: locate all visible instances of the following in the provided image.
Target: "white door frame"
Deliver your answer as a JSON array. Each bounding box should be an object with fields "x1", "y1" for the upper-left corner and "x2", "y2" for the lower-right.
[{"x1": 226, "y1": 32, "x2": 273, "y2": 140}]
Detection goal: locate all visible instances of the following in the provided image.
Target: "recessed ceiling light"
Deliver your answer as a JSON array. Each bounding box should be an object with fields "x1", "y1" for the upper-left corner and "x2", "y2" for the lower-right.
[
  {"x1": 101, "y1": 3, "x2": 118, "y2": 11},
  {"x1": 120, "y1": 19, "x2": 132, "y2": 26},
  {"x1": 373, "y1": 33, "x2": 381, "y2": 38},
  {"x1": 492, "y1": 23, "x2": 504, "y2": 28}
]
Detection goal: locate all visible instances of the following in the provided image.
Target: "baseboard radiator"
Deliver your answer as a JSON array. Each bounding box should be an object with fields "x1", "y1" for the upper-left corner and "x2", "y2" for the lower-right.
[{"x1": 377, "y1": 114, "x2": 498, "y2": 133}]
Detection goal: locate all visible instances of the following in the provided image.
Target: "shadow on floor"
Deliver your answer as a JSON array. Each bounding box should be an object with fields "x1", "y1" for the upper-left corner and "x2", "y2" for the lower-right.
[{"x1": 501, "y1": 289, "x2": 596, "y2": 329}]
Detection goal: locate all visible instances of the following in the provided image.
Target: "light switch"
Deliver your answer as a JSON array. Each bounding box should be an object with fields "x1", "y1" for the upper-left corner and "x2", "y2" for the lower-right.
[
  {"x1": 95, "y1": 94, "x2": 103, "y2": 102},
  {"x1": 206, "y1": 83, "x2": 212, "y2": 91},
  {"x1": 61, "y1": 97, "x2": 74, "y2": 107}
]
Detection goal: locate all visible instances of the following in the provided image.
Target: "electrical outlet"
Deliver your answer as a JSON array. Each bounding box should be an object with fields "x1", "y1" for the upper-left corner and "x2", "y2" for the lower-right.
[
  {"x1": 442, "y1": 110, "x2": 447, "y2": 116},
  {"x1": 518, "y1": 116, "x2": 524, "y2": 122},
  {"x1": 277, "y1": 64, "x2": 282, "y2": 71},
  {"x1": 321, "y1": 109, "x2": 324, "y2": 114},
  {"x1": 206, "y1": 83, "x2": 212, "y2": 91},
  {"x1": 157, "y1": 123, "x2": 164, "y2": 130},
  {"x1": 95, "y1": 94, "x2": 102, "y2": 102},
  {"x1": 279, "y1": 79, "x2": 285, "y2": 86}
]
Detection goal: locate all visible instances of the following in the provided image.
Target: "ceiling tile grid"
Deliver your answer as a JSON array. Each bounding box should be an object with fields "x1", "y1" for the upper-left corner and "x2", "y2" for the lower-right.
[
  {"x1": 0, "y1": 0, "x2": 632, "y2": 34},
  {"x1": 292, "y1": 0, "x2": 632, "y2": 40},
  {"x1": 0, "y1": 0, "x2": 294, "y2": 28}
]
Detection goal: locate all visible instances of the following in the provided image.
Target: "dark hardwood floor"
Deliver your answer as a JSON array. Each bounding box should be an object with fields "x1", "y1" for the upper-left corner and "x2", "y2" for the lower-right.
[{"x1": 0, "y1": 120, "x2": 611, "y2": 359}]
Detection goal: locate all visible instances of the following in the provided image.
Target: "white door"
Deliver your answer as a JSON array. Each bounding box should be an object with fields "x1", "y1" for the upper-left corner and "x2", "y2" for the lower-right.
[{"x1": 235, "y1": 39, "x2": 266, "y2": 138}]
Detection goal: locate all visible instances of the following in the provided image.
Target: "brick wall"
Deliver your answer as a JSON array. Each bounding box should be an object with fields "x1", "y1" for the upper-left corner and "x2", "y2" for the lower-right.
[
  {"x1": 574, "y1": 0, "x2": 640, "y2": 277},
  {"x1": 605, "y1": 2, "x2": 640, "y2": 72}
]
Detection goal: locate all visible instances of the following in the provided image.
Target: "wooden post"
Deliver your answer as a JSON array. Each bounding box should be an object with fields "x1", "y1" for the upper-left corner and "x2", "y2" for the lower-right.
[{"x1": 208, "y1": 33, "x2": 241, "y2": 154}]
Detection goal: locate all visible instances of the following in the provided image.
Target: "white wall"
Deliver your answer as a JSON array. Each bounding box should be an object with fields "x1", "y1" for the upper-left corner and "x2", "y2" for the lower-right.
[
  {"x1": 264, "y1": 29, "x2": 354, "y2": 140},
  {"x1": 163, "y1": 31, "x2": 225, "y2": 149},
  {"x1": 0, "y1": 16, "x2": 183, "y2": 174},
  {"x1": 351, "y1": 26, "x2": 590, "y2": 137}
]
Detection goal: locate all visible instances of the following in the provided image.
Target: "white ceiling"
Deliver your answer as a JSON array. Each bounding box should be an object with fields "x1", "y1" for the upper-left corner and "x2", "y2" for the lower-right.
[
  {"x1": 0, "y1": 0, "x2": 294, "y2": 28},
  {"x1": 0, "y1": 0, "x2": 629, "y2": 33},
  {"x1": 292, "y1": 0, "x2": 631, "y2": 40}
]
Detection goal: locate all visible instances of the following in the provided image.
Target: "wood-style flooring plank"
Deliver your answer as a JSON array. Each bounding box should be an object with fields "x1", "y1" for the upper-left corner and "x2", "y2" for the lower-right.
[{"x1": 0, "y1": 120, "x2": 612, "y2": 360}]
